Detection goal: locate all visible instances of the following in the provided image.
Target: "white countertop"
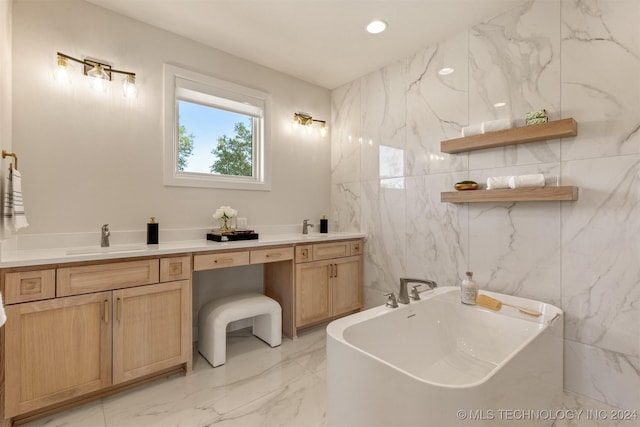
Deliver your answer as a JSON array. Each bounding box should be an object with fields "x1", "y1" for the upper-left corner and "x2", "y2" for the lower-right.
[{"x1": 0, "y1": 232, "x2": 366, "y2": 268}]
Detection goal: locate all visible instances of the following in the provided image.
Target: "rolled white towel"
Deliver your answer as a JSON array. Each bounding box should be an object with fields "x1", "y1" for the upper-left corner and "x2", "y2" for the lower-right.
[
  {"x1": 461, "y1": 123, "x2": 483, "y2": 137},
  {"x1": 481, "y1": 118, "x2": 513, "y2": 133},
  {"x1": 508, "y1": 174, "x2": 545, "y2": 189},
  {"x1": 486, "y1": 176, "x2": 512, "y2": 190}
]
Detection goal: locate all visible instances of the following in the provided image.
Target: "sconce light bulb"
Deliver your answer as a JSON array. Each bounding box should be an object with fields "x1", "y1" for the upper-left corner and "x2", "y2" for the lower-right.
[
  {"x1": 55, "y1": 56, "x2": 71, "y2": 84},
  {"x1": 123, "y1": 75, "x2": 137, "y2": 98},
  {"x1": 87, "y1": 64, "x2": 109, "y2": 92},
  {"x1": 320, "y1": 124, "x2": 328, "y2": 138}
]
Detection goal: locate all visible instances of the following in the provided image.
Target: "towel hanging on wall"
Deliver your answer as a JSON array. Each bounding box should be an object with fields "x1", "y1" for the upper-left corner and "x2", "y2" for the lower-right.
[{"x1": 3, "y1": 167, "x2": 29, "y2": 232}]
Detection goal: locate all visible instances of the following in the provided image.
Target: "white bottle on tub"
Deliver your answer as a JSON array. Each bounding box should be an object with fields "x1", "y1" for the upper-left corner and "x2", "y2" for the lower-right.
[{"x1": 461, "y1": 271, "x2": 478, "y2": 305}]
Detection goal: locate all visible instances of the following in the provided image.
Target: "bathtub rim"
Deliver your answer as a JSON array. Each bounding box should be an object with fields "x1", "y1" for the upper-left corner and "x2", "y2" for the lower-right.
[{"x1": 327, "y1": 286, "x2": 563, "y2": 389}]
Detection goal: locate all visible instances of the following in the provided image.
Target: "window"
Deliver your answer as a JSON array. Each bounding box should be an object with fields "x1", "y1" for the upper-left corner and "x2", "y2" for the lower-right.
[{"x1": 163, "y1": 64, "x2": 271, "y2": 190}]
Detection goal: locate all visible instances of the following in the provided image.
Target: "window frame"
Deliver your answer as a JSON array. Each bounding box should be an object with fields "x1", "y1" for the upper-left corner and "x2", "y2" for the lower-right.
[{"x1": 163, "y1": 64, "x2": 272, "y2": 190}]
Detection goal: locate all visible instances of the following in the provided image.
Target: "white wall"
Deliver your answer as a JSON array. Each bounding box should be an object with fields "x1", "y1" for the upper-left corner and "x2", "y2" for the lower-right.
[
  {"x1": 332, "y1": 0, "x2": 639, "y2": 411},
  {"x1": 0, "y1": 0, "x2": 11, "y2": 180},
  {"x1": 11, "y1": 0, "x2": 331, "y2": 237}
]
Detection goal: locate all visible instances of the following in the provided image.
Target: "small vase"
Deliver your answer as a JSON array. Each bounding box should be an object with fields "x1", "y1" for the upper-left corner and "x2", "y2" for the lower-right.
[{"x1": 218, "y1": 217, "x2": 232, "y2": 232}]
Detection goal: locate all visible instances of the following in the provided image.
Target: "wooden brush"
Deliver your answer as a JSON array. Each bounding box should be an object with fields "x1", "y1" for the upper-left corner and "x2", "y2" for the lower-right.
[{"x1": 476, "y1": 294, "x2": 542, "y2": 317}]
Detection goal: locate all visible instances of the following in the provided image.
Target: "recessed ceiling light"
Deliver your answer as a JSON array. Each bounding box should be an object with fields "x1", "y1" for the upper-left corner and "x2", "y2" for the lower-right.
[
  {"x1": 366, "y1": 20, "x2": 387, "y2": 34},
  {"x1": 493, "y1": 102, "x2": 507, "y2": 108},
  {"x1": 438, "y1": 67, "x2": 454, "y2": 75}
]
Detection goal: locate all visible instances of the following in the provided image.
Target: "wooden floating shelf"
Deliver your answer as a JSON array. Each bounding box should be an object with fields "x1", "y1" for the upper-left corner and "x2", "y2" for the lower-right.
[
  {"x1": 441, "y1": 186, "x2": 579, "y2": 203},
  {"x1": 441, "y1": 118, "x2": 578, "y2": 154}
]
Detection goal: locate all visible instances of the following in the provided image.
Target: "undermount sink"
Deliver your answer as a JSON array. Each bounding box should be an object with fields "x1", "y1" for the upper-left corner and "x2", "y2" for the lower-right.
[
  {"x1": 301, "y1": 234, "x2": 330, "y2": 240},
  {"x1": 66, "y1": 245, "x2": 148, "y2": 256}
]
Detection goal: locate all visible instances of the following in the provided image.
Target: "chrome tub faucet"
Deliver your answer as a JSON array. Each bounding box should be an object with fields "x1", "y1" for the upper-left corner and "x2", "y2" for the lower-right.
[
  {"x1": 101, "y1": 224, "x2": 110, "y2": 247},
  {"x1": 398, "y1": 278, "x2": 437, "y2": 304}
]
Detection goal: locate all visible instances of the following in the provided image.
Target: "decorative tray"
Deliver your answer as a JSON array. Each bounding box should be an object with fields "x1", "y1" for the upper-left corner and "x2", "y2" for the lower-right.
[{"x1": 206, "y1": 230, "x2": 259, "y2": 242}]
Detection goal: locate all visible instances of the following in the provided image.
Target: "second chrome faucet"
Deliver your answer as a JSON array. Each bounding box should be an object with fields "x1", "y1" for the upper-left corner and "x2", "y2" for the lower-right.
[
  {"x1": 101, "y1": 224, "x2": 110, "y2": 247},
  {"x1": 302, "y1": 219, "x2": 314, "y2": 234},
  {"x1": 397, "y1": 277, "x2": 437, "y2": 304}
]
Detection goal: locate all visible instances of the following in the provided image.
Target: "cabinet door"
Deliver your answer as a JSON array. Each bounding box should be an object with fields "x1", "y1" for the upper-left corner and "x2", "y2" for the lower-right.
[
  {"x1": 295, "y1": 261, "x2": 331, "y2": 327},
  {"x1": 112, "y1": 280, "x2": 191, "y2": 384},
  {"x1": 4, "y1": 293, "x2": 112, "y2": 417},
  {"x1": 332, "y1": 256, "x2": 363, "y2": 316}
]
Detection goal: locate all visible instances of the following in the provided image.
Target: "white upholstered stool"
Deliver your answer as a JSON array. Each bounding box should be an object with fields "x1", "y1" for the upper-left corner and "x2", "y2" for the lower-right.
[{"x1": 198, "y1": 292, "x2": 282, "y2": 367}]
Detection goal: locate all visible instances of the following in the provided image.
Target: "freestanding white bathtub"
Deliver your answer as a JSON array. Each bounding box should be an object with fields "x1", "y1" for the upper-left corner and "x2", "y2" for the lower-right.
[{"x1": 327, "y1": 286, "x2": 563, "y2": 427}]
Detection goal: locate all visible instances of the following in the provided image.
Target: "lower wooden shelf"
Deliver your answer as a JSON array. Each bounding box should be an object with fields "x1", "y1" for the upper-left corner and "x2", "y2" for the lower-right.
[{"x1": 441, "y1": 186, "x2": 579, "y2": 203}]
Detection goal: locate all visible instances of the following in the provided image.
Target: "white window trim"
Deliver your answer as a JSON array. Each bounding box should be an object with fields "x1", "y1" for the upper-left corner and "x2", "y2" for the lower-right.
[{"x1": 163, "y1": 64, "x2": 272, "y2": 190}]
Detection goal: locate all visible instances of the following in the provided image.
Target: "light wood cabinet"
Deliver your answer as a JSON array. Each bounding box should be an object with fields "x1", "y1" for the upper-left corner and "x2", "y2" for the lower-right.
[
  {"x1": 4, "y1": 269, "x2": 55, "y2": 304},
  {"x1": 193, "y1": 250, "x2": 250, "y2": 271},
  {"x1": 294, "y1": 240, "x2": 363, "y2": 330},
  {"x1": 160, "y1": 256, "x2": 191, "y2": 282},
  {"x1": 2, "y1": 257, "x2": 191, "y2": 420},
  {"x1": 250, "y1": 246, "x2": 294, "y2": 264},
  {"x1": 113, "y1": 280, "x2": 191, "y2": 384},
  {"x1": 296, "y1": 261, "x2": 332, "y2": 327},
  {"x1": 4, "y1": 292, "x2": 112, "y2": 418},
  {"x1": 57, "y1": 259, "x2": 159, "y2": 297},
  {"x1": 331, "y1": 256, "x2": 362, "y2": 315}
]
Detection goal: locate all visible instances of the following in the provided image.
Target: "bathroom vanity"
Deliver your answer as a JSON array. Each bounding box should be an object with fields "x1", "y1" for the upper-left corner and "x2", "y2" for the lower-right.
[{"x1": 0, "y1": 233, "x2": 364, "y2": 426}]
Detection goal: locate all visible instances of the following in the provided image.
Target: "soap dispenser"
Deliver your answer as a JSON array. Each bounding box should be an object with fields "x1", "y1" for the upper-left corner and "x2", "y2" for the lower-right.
[
  {"x1": 147, "y1": 217, "x2": 159, "y2": 244},
  {"x1": 461, "y1": 271, "x2": 478, "y2": 305},
  {"x1": 320, "y1": 215, "x2": 328, "y2": 233}
]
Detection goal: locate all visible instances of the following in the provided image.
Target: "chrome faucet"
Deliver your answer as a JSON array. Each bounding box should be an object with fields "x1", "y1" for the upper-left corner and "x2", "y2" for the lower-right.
[
  {"x1": 101, "y1": 224, "x2": 110, "y2": 247},
  {"x1": 398, "y1": 278, "x2": 438, "y2": 304},
  {"x1": 384, "y1": 292, "x2": 398, "y2": 308},
  {"x1": 302, "y1": 219, "x2": 314, "y2": 234}
]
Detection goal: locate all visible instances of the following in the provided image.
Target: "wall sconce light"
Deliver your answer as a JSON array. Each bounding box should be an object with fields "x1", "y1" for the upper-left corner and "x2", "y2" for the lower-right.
[
  {"x1": 292, "y1": 112, "x2": 328, "y2": 137},
  {"x1": 56, "y1": 52, "x2": 137, "y2": 98}
]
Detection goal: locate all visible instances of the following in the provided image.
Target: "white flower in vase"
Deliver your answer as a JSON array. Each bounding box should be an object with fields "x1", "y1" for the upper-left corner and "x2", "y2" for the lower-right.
[{"x1": 212, "y1": 206, "x2": 238, "y2": 231}]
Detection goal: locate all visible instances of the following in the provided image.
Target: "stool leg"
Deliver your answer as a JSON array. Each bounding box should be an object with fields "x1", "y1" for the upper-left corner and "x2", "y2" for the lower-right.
[
  {"x1": 253, "y1": 311, "x2": 281, "y2": 347},
  {"x1": 212, "y1": 319, "x2": 228, "y2": 367}
]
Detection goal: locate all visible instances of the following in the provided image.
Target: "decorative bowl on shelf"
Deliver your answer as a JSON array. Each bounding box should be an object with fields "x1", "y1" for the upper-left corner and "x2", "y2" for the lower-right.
[{"x1": 454, "y1": 180, "x2": 478, "y2": 191}]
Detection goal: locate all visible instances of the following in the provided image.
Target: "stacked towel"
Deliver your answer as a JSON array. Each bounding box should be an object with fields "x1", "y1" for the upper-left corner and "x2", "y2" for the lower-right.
[
  {"x1": 461, "y1": 124, "x2": 483, "y2": 137},
  {"x1": 508, "y1": 174, "x2": 545, "y2": 189},
  {"x1": 486, "y1": 176, "x2": 512, "y2": 190},
  {"x1": 487, "y1": 173, "x2": 546, "y2": 190},
  {"x1": 3, "y1": 168, "x2": 29, "y2": 232},
  {"x1": 0, "y1": 291, "x2": 6, "y2": 327},
  {"x1": 481, "y1": 118, "x2": 513, "y2": 133}
]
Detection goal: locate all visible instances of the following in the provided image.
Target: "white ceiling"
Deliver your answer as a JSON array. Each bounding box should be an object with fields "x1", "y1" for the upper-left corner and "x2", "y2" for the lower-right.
[{"x1": 87, "y1": 0, "x2": 521, "y2": 89}]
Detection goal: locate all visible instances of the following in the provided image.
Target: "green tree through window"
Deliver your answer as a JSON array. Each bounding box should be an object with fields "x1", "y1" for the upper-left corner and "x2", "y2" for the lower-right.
[
  {"x1": 177, "y1": 124, "x2": 195, "y2": 171},
  {"x1": 210, "y1": 120, "x2": 253, "y2": 177}
]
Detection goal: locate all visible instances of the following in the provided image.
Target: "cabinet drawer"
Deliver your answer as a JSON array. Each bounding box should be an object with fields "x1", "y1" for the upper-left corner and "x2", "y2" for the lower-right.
[
  {"x1": 251, "y1": 247, "x2": 294, "y2": 264},
  {"x1": 57, "y1": 259, "x2": 160, "y2": 297},
  {"x1": 312, "y1": 242, "x2": 350, "y2": 261},
  {"x1": 350, "y1": 239, "x2": 363, "y2": 256},
  {"x1": 4, "y1": 269, "x2": 56, "y2": 304},
  {"x1": 295, "y1": 245, "x2": 313, "y2": 263},
  {"x1": 160, "y1": 256, "x2": 191, "y2": 282},
  {"x1": 193, "y1": 251, "x2": 250, "y2": 271}
]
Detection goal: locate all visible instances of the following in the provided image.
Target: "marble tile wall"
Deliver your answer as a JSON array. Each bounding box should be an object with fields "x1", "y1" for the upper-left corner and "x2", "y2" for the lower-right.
[{"x1": 331, "y1": 0, "x2": 639, "y2": 410}]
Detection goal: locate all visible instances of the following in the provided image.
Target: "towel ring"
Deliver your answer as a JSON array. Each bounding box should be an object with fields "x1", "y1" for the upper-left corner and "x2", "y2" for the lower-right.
[{"x1": 2, "y1": 150, "x2": 18, "y2": 170}]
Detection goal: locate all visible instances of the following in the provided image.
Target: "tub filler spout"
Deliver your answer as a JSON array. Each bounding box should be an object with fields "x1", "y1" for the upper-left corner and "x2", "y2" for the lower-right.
[{"x1": 398, "y1": 278, "x2": 437, "y2": 304}]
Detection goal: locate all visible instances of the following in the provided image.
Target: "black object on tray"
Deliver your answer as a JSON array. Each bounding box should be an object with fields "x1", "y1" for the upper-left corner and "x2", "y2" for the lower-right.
[{"x1": 207, "y1": 230, "x2": 259, "y2": 242}]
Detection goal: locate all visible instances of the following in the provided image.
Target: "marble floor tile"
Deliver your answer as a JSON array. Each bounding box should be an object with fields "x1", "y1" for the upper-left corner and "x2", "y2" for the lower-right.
[
  {"x1": 20, "y1": 326, "x2": 630, "y2": 427},
  {"x1": 19, "y1": 400, "x2": 106, "y2": 427}
]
